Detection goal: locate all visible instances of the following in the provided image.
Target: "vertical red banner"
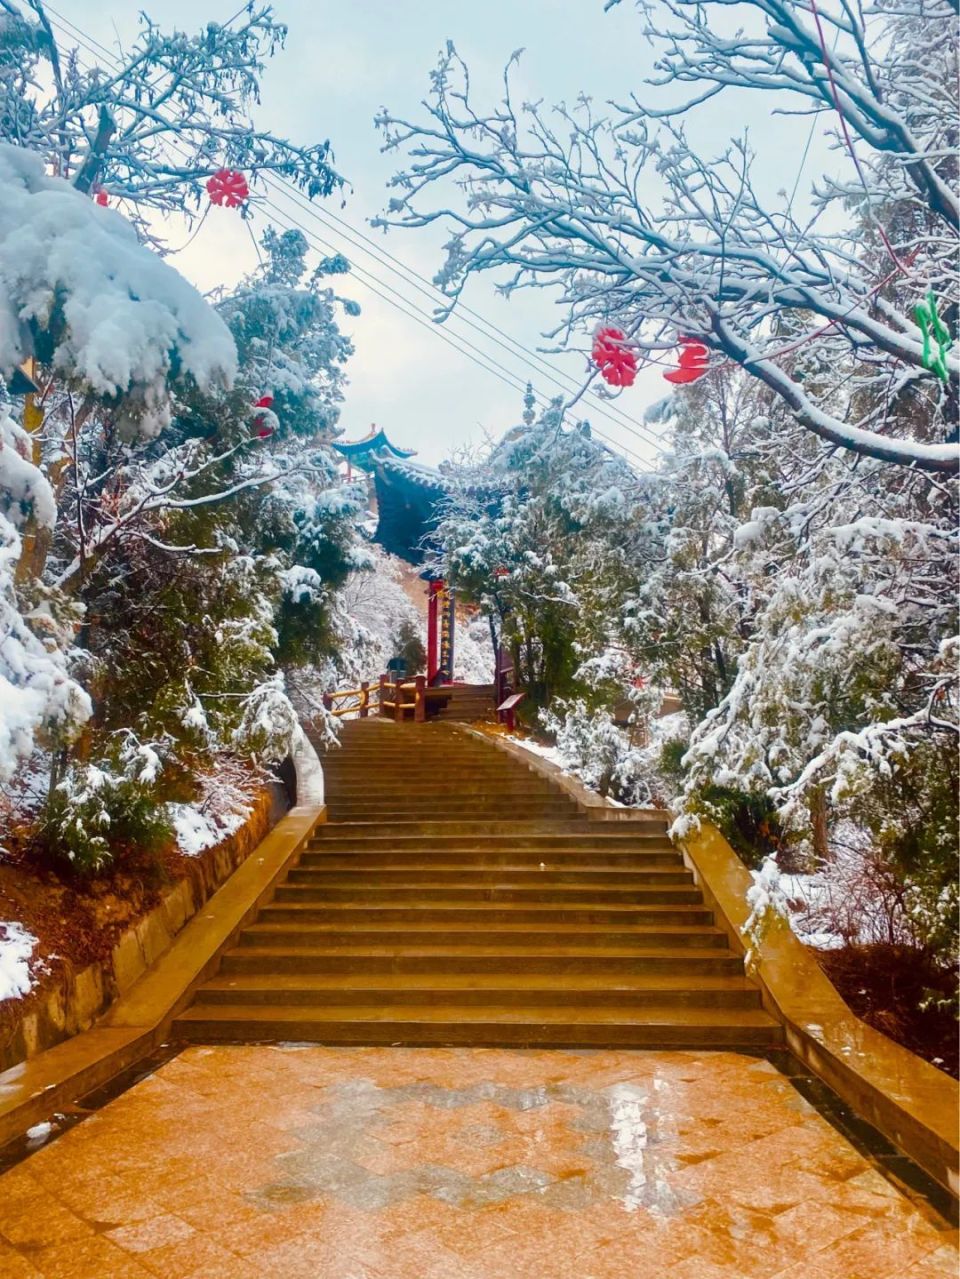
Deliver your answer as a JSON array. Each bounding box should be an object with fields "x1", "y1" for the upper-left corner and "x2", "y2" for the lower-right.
[
  {"x1": 439, "y1": 586, "x2": 455, "y2": 683},
  {"x1": 427, "y1": 579, "x2": 443, "y2": 683}
]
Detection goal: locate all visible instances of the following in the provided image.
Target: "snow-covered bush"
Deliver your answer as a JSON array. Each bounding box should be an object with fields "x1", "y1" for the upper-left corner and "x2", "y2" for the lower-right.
[
  {"x1": 167, "y1": 760, "x2": 257, "y2": 858},
  {"x1": 0, "y1": 922, "x2": 38, "y2": 1002},
  {"x1": 40, "y1": 734, "x2": 173, "y2": 873},
  {"x1": 232, "y1": 675, "x2": 300, "y2": 766},
  {"x1": 742, "y1": 856, "x2": 791, "y2": 970},
  {"x1": 0, "y1": 145, "x2": 236, "y2": 434},
  {"x1": 541, "y1": 700, "x2": 652, "y2": 807}
]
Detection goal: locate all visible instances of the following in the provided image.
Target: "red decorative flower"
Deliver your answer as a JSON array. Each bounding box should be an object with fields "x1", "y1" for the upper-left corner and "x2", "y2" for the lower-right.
[
  {"x1": 92, "y1": 186, "x2": 108, "y2": 207},
  {"x1": 252, "y1": 394, "x2": 275, "y2": 439},
  {"x1": 664, "y1": 336, "x2": 709, "y2": 385},
  {"x1": 592, "y1": 326, "x2": 638, "y2": 388},
  {"x1": 206, "y1": 168, "x2": 249, "y2": 208}
]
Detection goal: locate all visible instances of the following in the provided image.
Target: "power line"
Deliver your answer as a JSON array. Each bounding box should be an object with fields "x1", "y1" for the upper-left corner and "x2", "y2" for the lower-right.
[
  {"x1": 45, "y1": 0, "x2": 665, "y2": 454},
  {"x1": 255, "y1": 195, "x2": 657, "y2": 465},
  {"x1": 264, "y1": 176, "x2": 666, "y2": 451},
  {"x1": 41, "y1": 5, "x2": 660, "y2": 469}
]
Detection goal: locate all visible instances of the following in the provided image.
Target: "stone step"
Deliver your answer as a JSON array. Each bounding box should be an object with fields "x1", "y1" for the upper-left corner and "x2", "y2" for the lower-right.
[
  {"x1": 312, "y1": 822, "x2": 668, "y2": 841},
  {"x1": 292, "y1": 854, "x2": 685, "y2": 874},
  {"x1": 328, "y1": 787, "x2": 573, "y2": 801},
  {"x1": 309, "y1": 838, "x2": 674, "y2": 857},
  {"x1": 240, "y1": 922, "x2": 729, "y2": 948},
  {"x1": 256, "y1": 903, "x2": 714, "y2": 927},
  {"x1": 323, "y1": 782, "x2": 561, "y2": 797},
  {"x1": 322, "y1": 748, "x2": 536, "y2": 760},
  {"x1": 320, "y1": 767, "x2": 542, "y2": 781},
  {"x1": 172, "y1": 1002, "x2": 782, "y2": 1049},
  {"x1": 323, "y1": 742, "x2": 521, "y2": 752},
  {"x1": 277, "y1": 875, "x2": 697, "y2": 897},
  {"x1": 326, "y1": 800, "x2": 577, "y2": 819},
  {"x1": 217, "y1": 946, "x2": 747, "y2": 976},
  {"x1": 324, "y1": 754, "x2": 523, "y2": 763},
  {"x1": 321, "y1": 765, "x2": 532, "y2": 776},
  {"x1": 171, "y1": 716, "x2": 770, "y2": 1051},
  {"x1": 332, "y1": 741, "x2": 495, "y2": 750},
  {"x1": 192, "y1": 972, "x2": 763, "y2": 1009}
]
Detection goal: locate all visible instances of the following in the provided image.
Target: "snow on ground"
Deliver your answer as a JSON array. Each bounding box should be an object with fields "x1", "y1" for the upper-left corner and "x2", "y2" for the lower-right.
[
  {"x1": 0, "y1": 921, "x2": 38, "y2": 1001},
  {"x1": 504, "y1": 734, "x2": 568, "y2": 770},
  {"x1": 776, "y1": 826, "x2": 900, "y2": 950},
  {"x1": 506, "y1": 701, "x2": 686, "y2": 808}
]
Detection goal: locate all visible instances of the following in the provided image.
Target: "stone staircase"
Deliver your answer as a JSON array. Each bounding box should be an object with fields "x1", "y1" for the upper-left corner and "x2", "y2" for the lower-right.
[
  {"x1": 174, "y1": 719, "x2": 783, "y2": 1049},
  {"x1": 432, "y1": 682, "x2": 496, "y2": 722}
]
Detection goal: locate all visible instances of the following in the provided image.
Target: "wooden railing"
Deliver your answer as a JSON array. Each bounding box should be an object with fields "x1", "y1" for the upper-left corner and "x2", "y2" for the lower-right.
[
  {"x1": 322, "y1": 682, "x2": 374, "y2": 718},
  {"x1": 323, "y1": 674, "x2": 453, "y2": 722},
  {"x1": 377, "y1": 675, "x2": 452, "y2": 722}
]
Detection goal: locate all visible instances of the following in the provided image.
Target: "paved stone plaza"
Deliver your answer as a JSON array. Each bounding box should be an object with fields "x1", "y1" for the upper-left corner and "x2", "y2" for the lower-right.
[{"x1": 0, "y1": 1046, "x2": 954, "y2": 1278}]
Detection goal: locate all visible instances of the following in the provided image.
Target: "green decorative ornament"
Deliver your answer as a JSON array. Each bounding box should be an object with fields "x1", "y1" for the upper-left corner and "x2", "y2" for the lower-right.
[{"x1": 914, "y1": 291, "x2": 953, "y2": 383}]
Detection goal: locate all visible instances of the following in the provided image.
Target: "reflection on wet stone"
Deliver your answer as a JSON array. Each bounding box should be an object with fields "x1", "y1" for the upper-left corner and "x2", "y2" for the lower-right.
[
  {"x1": 0, "y1": 1046, "x2": 954, "y2": 1279},
  {"x1": 247, "y1": 1073, "x2": 701, "y2": 1218}
]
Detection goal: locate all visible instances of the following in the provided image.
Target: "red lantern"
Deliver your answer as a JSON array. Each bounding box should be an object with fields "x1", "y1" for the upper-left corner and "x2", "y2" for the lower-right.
[
  {"x1": 592, "y1": 326, "x2": 638, "y2": 388},
  {"x1": 252, "y1": 394, "x2": 275, "y2": 439},
  {"x1": 92, "y1": 186, "x2": 108, "y2": 207},
  {"x1": 206, "y1": 168, "x2": 249, "y2": 208},
  {"x1": 664, "y1": 336, "x2": 709, "y2": 385}
]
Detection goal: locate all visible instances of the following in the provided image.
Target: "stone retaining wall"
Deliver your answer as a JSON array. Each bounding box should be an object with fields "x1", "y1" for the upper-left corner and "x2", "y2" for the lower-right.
[{"x1": 0, "y1": 784, "x2": 287, "y2": 1073}]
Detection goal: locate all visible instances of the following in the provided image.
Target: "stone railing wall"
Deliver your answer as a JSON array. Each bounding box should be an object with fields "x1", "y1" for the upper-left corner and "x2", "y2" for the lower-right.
[{"x1": 0, "y1": 784, "x2": 287, "y2": 1073}]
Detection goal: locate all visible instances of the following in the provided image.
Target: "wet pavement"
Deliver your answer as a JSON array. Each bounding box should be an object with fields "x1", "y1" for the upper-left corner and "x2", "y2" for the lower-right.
[{"x1": 0, "y1": 1045, "x2": 955, "y2": 1277}]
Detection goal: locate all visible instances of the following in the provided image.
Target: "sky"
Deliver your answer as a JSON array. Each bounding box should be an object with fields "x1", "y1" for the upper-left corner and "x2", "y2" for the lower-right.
[{"x1": 54, "y1": 0, "x2": 840, "y2": 466}]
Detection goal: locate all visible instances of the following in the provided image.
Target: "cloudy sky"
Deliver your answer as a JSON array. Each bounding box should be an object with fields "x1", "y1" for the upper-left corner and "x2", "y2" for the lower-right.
[{"x1": 55, "y1": 0, "x2": 838, "y2": 465}]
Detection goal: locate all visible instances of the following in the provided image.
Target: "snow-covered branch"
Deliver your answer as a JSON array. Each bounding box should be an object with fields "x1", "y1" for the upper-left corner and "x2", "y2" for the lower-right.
[{"x1": 377, "y1": 6, "x2": 958, "y2": 472}]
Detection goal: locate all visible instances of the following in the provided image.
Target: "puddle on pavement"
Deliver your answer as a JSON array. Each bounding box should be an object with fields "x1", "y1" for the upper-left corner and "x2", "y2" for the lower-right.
[
  {"x1": 247, "y1": 1071, "x2": 702, "y2": 1218},
  {"x1": 1, "y1": 1042, "x2": 954, "y2": 1230}
]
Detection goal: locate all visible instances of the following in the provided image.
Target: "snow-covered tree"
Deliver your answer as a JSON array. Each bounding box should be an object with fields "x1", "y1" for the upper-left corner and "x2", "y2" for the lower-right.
[
  {"x1": 0, "y1": 3, "x2": 340, "y2": 243},
  {"x1": 0, "y1": 7, "x2": 363, "y2": 861},
  {"x1": 0, "y1": 410, "x2": 89, "y2": 782},
  {"x1": 56, "y1": 226, "x2": 365, "y2": 778},
  {"x1": 378, "y1": 0, "x2": 958, "y2": 981},
  {"x1": 625, "y1": 371, "x2": 782, "y2": 723},
  {"x1": 436, "y1": 398, "x2": 658, "y2": 709},
  {"x1": 377, "y1": 1, "x2": 958, "y2": 473},
  {"x1": 0, "y1": 143, "x2": 235, "y2": 783}
]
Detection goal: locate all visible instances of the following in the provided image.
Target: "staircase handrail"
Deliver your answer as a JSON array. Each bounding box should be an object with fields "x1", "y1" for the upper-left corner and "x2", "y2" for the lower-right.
[{"x1": 322, "y1": 681, "x2": 374, "y2": 719}]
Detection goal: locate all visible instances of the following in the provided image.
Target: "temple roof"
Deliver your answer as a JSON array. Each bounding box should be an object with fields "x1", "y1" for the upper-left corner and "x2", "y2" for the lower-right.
[
  {"x1": 333, "y1": 428, "x2": 450, "y2": 564},
  {"x1": 370, "y1": 455, "x2": 450, "y2": 565},
  {"x1": 331, "y1": 427, "x2": 417, "y2": 464}
]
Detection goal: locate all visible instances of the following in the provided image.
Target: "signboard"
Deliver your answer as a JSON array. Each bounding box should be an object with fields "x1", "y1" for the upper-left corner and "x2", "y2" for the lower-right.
[{"x1": 438, "y1": 585, "x2": 456, "y2": 683}]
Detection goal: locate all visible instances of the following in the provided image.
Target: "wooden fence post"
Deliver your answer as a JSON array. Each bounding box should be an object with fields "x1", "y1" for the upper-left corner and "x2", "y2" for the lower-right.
[
  {"x1": 359, "y1": 681, "x2": 369, "y2": 718},
  {"x1": 414, "y1": 675, "x2": 426, "y2": 722},
  {"x1": 378, "y1": 674, "x2": 388, "y2": 718}
]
